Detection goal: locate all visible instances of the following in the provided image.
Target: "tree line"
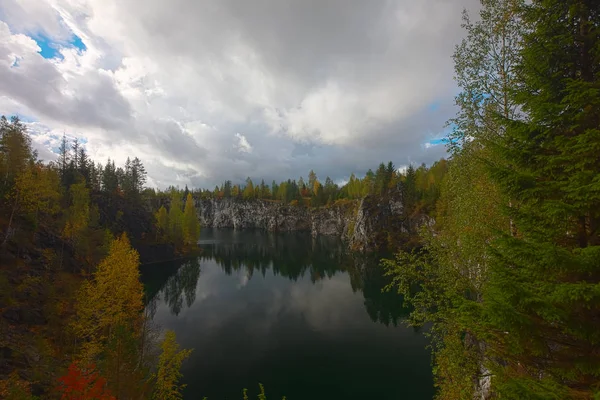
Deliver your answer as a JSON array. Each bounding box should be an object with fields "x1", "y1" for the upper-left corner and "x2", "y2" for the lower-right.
[
  {"x1": 384, "y1": 0, "x2": 600, "y2": 398},
  {"x1": 154, "y1": 159, "x2": 449, "y2": 217}
]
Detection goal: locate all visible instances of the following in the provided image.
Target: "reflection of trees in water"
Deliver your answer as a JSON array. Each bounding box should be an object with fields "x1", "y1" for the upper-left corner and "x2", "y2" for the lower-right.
[
  {"x1": 201, "y1": 233, "x2": 347, "y2": 283},
  {"x1": 149, "y1": 258, "x2": 201, "y2": 316},
  {"x1": 346, "y1": 255, "x2": 410, "y2": 327},
  {"x1": 145, "y1": 232, "x2": 409, "y2": 326}
]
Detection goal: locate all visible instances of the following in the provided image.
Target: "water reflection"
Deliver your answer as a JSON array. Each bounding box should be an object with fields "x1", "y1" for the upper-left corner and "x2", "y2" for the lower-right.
[
  {"x1": 143, "y1": 229, "x2": 408, "y2": 326},
  {"x1": 141, "y1": 229, "x2": 432, "y2": 400}
]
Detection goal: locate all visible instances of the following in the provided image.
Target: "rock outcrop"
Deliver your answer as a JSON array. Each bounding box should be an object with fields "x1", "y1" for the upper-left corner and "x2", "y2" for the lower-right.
[
  {"x1": 193, "y1": 190, "x2": 425, "y2": 252},
  {"x1": 194, "y1": 198, "x2": 353, "y2": 237}
]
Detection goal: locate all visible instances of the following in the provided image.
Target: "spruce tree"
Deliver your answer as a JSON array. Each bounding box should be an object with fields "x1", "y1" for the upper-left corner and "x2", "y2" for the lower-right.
[{"x1": 483, "y1": 0, "x2": 600, "y2": 396}]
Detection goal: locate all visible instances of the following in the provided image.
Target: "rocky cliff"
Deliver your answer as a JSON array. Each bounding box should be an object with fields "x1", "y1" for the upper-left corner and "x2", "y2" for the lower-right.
[{"x1": 193, "y1": 191, "x2": 423, "y2": 251}]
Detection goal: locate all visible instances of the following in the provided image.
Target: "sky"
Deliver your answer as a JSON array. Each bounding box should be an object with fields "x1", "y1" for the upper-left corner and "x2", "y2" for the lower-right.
[{"x1": 0, "y1": 0, "x2": 479, "y2": 189}]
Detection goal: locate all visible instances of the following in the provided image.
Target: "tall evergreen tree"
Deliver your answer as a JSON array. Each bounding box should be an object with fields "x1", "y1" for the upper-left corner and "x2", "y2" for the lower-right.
[
  {"x1": 102, "y1": 159, "x2": 118, "y2": 194},
  {"x1": 78, "y1": 147, "x2": 90, "y2": 183},
  {"x1": 482, "y1": 0, "x2": 600, "y2": 396},
  {"x1": 0, "y1": 116, "x2": 34, "y2": 196},
  {"x1": 58, "y1": 133, "x2": 70, "y2": 186}
]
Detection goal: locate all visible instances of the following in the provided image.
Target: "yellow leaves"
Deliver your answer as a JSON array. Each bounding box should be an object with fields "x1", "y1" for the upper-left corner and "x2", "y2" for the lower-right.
[
  {"x1": 73, "y1": 233, "x2": 144, "y2": 362},
  {"x1": 13, "y1": 164, "x2": 61, "y2": 217},
  {"x1": 313, "y1": 180, "x2": 321, "y2": 197},
  {"x1": 182, "y1": 193, "x2": 200, "y2": 246},
  {"x1": 63, "y1": 182, "x2": 90, "y2": 241},
  {"x1": 153, "y1": 330, "x2": 192, "y2": 400},
  {"x1": 155, "y1": 205, "x2": 169, "y2": 234},
  {"x1": 159, "y1": 192, "x2": 200, "y2": 249}
]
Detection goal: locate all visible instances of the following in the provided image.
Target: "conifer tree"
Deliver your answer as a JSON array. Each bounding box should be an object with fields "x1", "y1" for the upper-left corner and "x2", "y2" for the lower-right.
[
  {"x1": 482, "y1": 0, "x2": 600, "y2": 396},
  {"x1": 63, "y1": 182, "x2": 91, "y2": 257},
  {"x1": 58, "y1": 133, "x2": 70, "y2": 186},
  {"x1": 155, "y1": 205, "x2": 169, "y2": 239},
  {"x1": 168, "y1": 191, "x2": 184, "y2": 246},
  {"x1": 14, "y1": 164, "x2": 61, "y2": 224},
  {"x1": 0, "y1": 116, "x2": 34, "y2": 195},
  {"x1": 73, "y1": 233, "x2": 144, "y2": 363},
  {"x1": 182, "y1": 193, "x2": 200, "y2": 246},
  {"x1": 243, "y1": 177, "x2": 255, "y2": 200},
  {"x1": 153, "y1": 330, "x2": 192, "y2": 400}
]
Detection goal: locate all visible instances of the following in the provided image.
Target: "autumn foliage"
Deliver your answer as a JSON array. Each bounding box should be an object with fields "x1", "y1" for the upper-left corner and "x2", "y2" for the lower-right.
[{"x1": 57, "y1": 363, "x2": 115, "y2": 400}]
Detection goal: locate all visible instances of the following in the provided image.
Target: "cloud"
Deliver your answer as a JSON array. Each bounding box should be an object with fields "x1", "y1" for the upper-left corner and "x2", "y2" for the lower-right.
[
  {"x1": 235, "y1": 133, "x2": 252, "y2": 154},
  {"x1": 0, "y1": 0, "x2": 478, "y2": 188}
]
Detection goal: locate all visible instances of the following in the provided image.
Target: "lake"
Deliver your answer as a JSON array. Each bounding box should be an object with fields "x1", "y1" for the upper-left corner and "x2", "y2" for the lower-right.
[{"x1": 141, "y1": 228, "x2": 433, "y2": 400}]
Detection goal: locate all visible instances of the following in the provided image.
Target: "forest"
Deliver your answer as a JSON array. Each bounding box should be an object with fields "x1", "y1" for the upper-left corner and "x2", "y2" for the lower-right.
[
  {"x1": 383, "y1": 0, "x2": 600, "y2": 398},
  {"x1": 1, "y1": 0, "x2": 599, "y2": 398},
  {"x1": 182, "y1": 159, "x2": 447, "y2": 210},
  {"x1": 0, "y1": 116, "x2": 201, "y2": 399}
]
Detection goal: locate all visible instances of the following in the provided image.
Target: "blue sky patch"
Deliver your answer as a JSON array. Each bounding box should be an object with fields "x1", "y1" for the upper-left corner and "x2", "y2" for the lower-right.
[
  {"x1": 428, "y1": 101, "x2": 440, "y2": 112},
  {"x1": 34, "y1": 32, "x2": 86, "y2": 60},
  {"x1": 428, "y1": 138, "x2": 447, "y2": 146},
  {"x1": 35, "y1": 34, "x2": 62, "y2": 59},
  {"x1": 14, "y1": 114, "x2": 37, "y2": 123},
  {"x1": 70, "y1": 35, "x2": 87, "y2": 52}
]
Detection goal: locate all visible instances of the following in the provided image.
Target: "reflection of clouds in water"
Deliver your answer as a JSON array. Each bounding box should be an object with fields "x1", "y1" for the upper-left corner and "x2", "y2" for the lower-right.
[
  {"x1": 142, "y1": 230, "x2": 431, "y2": 399},
  {"x1": 237, "y1": 273, "x2": 250, "y2": 289},
  {"x1": 157, "y1": 261, "x2": 363, "y2": 342},
  {"x1": 288, "y1": 274, "x2": 364, "y2": 333},
  {"x1": 147, "y1": 228, "x2": 410, "y2": 349}
]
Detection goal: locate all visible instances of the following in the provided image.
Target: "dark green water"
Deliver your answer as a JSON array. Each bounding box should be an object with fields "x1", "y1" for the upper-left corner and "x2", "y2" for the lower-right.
[{"x1": 141, "y1": 228, "x2": 433, "y2": 400}]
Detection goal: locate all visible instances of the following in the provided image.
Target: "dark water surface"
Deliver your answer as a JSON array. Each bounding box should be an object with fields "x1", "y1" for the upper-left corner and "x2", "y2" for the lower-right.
[{"x1": 141, "y1": 229, "x2": 433, "y2": 400}]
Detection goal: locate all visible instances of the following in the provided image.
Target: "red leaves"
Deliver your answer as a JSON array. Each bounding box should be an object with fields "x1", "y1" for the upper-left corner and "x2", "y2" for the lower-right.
[{"x1": 57, "y1": 362, "x2": 115, "y2": 400}]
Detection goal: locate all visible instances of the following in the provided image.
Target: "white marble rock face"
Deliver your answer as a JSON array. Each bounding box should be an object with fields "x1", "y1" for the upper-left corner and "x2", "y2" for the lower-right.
[{"x1": 190, "y1": 192, "x2": 429, "y2": 252}]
